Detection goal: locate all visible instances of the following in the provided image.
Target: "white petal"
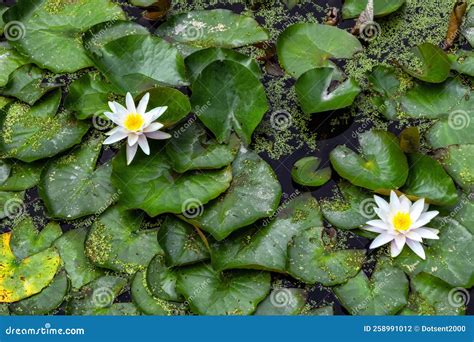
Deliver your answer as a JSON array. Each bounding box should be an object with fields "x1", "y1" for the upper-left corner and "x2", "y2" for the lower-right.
[
  {"x1": 406, "y1": 239, "x2": 426, "y2": 259},
  {"x1": 105, "y1": 126, "x2": 121, "y2": 136},
  {"x1": 128, "y1": 133, "x2": 139, "y2": 146},
  {"x1": 394, "y1": 234, "x2": 406, "y2": 250},
  {"x1": 413, "y1": 227, "x2": 439, "y2": 240},
  {"x1": 374, "y1": 208, "x2": 389, "y2": 222},
  {"x1": 143, "y1": 122, "x2": 164, "y2": 133},
  {"x1": 366, "y1": 220, "x2": 389, "y2": 230},
  {"x1": 126, "y1": 93, "x2": 136, "y2": 112},
  {"x1": 137, "y1": 93, "x2": 149, "y2": 115},
  {"x1": 410, "y1": 198, "x2": 425, "y2": 222},
  {"x1": 126, "y1": 143, "x2": 138, "y2": 165},
  {"x1": 109, "y1": 101, "x2": 127, "y2": 115},
  {"x1": 411, "y1": 211, "x2": 439, "y2": 229},
  {"x1": 103, "y1": 130, "x2": 128, "y2": 144},
  {"x1": 363, "y1": 226, "x2": 386, "y2": 234},
  {"x1": 370, "y1": 233, "x2": 394, "y2": 249},
  {"x1": 108, "y1": 101, "x2": 117, "y2": 113},
  {"x1": 145, "y1": 131, "x2": 171, "y2": 140},
  {"x1": 390, "y1": 240, "x2": 403, "y2": 258},
  {"x1": 390, "y1": 190, "x2": 400, "y2": 208},
  {"x1": 103, "y1": 112, "x2": 123, "y2": 125},
  {"x1": 400, "y1": 195, "x2": 411, "y2": 213},
  {"x1": 373, "y1": 195, "x2": 390, "y2": 216},
  {"x1": 406, "y1": 230, "x2": 422, "y2": 242},
  {"x1": 145, "y1": 106, "x2": 168, "y2": 123},
  {"x1": 137, "y1": 135, "x2": 150, "y2": 155}
]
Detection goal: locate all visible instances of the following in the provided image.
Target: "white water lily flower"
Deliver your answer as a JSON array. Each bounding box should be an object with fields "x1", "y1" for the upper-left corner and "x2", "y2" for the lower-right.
[
  {"x1": 103, "y1": 92, "x2": 171, "y2": 165},
  {"x1": 363, "y1": 191, "x2": 440, "y2": 260}
]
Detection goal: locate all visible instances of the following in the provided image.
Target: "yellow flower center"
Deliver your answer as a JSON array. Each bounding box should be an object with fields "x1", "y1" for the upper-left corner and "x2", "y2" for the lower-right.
[
  {"x1": 124, "y1": 113, "x2": 144, "y2": 132},
  {"x1": 392, "y1": 212, "x2": 412, "y2": 232}
]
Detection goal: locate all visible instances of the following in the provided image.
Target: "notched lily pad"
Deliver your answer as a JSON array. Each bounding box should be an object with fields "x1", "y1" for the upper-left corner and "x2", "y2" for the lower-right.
[
  {"x1": 426, "y1": 110, "x2": 474, "y2": 148},
  {"x1": 0, "y1": 161, "x2": 43, "y2": 191},
  {"x1": 342, "y1": 0, "x2": 405, "y2": 19},
  {"x1": 401, "y1": 43, "x2": 451, "y2": 83},
  {"x1": 291, "y1": 156, "x2": 331, "y2": 187},
  {"x1": 146, "y1": 254, "x2": 182, "y2": 302}
]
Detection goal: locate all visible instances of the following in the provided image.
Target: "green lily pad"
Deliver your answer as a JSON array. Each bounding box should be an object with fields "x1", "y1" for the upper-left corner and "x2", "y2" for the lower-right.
[
  {"x1": 334, "y1": 259, "x2": 409, "y2": 315},
  {"x1": 401, "y1": 43, "x2": 451, "y2": 83},
  {"x1": 0, "y1": 232, "x2": 61, "y2": 303},
  {"x1": 306, "y1": 306, "x2": 334, "y2": 316},
  {"x1": 277, "y1": 23, "x2": 362, "y2": 78},
  {"x1": 211, "y1": 193, "x2": 322, "y2": 272},
  {"x1": 177, "y1": 263, "x2": 271, "y2": 315},
  {"x1": 185, "y1": 149, "x2": 282, "y2": 241},
  {"x1": 320, "y1": 182, "x2": 375, "y2": 230},
  {"x1": 10, "y1": 216, "x2": 62, "y2": 260},
  {"x1": 186, "y1": 47, "x2": 261, "y2": 83},
  {"x1": 395, "y1": 217, "x2": 474, "y2": 288},
  {"x1": 53, "y1": 227, "x2": 104, "y2": 289},
  {"x1": 451, "y1": 194, "x2": 474, "y2": 234},
  {"x1": 112, "y1": 142, "x2": 232, "y2": 217},
  {"x1": 0, "y1": 191, "x2": 24, "y2": 220},
  {"x1": 255, "y1": 288, "x2": 306, "y2": 315},
  {"x1": 9, "y1": 270, "x2": 69, "y2": 315},
  {"x1": 166, "y1": 123, "x2": 240, "y2": 173},
  {"x1": 0, "y1": 161, "x2": 43, "y2": 191},
  {"x1": 342, "y1": 0, "x2": 406, "y2": 19},
  {"x1": 156, "y1": 216, "x2": 209, "y2": 267},
  {"x1": 0, "y1": 161, "x2": 10, "y2": 184},
  {"x1": 0, "y1": 90, "x2": 90, "y2": 162},
  {"x1": 400, "y1": 273, "x2": 465, "y2": 315},
  {"x1": 367, "y1": 65, "x2": 401, "y2": 120},
  {"x1": 291, "y1": 157, "x2": 331, "y2": 186},
  {"x1": 296, "y1": 67, "x2": 361, "y2": 114},
  {"x1": 39, "y1": 136, "x2": 116, "y2": 220},
  {"x1": 330, "y1": 130, "x2": 409, "y2": 191},
  {"x1": 0, "y1": 43, "x2": 27, "y2": 88},
  {"x1": 146, "y1": 254, "x2": 182, "y2": 302},
  {"x1": 288, "y1": 227, "x2": 365, "y2": 286},
  {"x1": 437, "y1": 144, "x2": 474, "y2": 193},
  {"x1": 156, "y1": 9, "x2": 269, "y2": 50},
  {"x1": 449, "y1": 50, "x2": 474, "y2": 76},
  {"x1": 0, "y1": 5, "x2": 7, "y2": 35},
  {"x1": 191, "y1": 60, "x2": 268, "y2": 145},
  {"x1": 461, "y1": 6, "x2": 474, "y2": 47},
  {"x1": 4, "y1": 0, "x2": 125, "y2": 73},
  {"x1": 402, "y1": 153, "x2": 458, "y2": 206},
  {"x1": 85, "y1": 206, "x2": 162, "y2": 275},
  {"x1": 425, "y1": 110, "x2": 474, "y2": 148},
  {"x1": 131, "y1": 270, "x2": 185, "y2": 315}
]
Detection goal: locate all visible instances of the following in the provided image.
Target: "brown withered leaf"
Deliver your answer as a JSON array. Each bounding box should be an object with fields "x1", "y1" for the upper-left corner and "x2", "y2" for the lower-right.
[
  {"x1": 399, "y1": 126, "x2": 420, "y2": 154},
  {"x1": 443, "y1": 0, "x2": 467, "y2": 49},
  {"x1": 143, "y1": 0, "x2": 171, "y2": 21},
  {"x1": 323, "y1": 7, "x2": 339, "y2": 26}
]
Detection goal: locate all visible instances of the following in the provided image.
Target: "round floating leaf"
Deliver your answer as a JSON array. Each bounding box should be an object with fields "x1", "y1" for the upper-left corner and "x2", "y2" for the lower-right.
[
  {"x1": 0, "y1": 161, "x2": 43, "y2": 191},
  {"x1": 437, "y1": 144, "x2": 474, "y2": 193},
  {"x1": 4, "y1": 0, "x2": 125, "y2": 73},
  {"x1": 186, "y1": 149, "x2": 282, "y2": 241},
  {"x1": 449, "y1": 50, "x2": 474, "y2": 76},
  {"x1": 400, "y1": 273, "x2": 465, "y2": 315},
  {"x1": 112, "y1": 142, "x2": 232, "y2": 217},
  {"x1": 0, "y1": 161, "x2": 10, "y2": 184},
  {"x1": 0, "y1": 191, "x2": 24, "y2": 220},
  {"x1": 296, "y1": 67, "x2": 360, "y2": 114},
  {"x1": 334, "y1": 259, "x2": 409, "y2": 315},
  {"x1": 0, "y1": 43, "x2": 28, "y2": 87},
  {"x1": 146, "y1": 254, "x2": 182, "y2": 302},
  {"x1": 451, "y1": 194, "x2": 474, "y2": 234},
  {"x1": 330, "y1": 130, "x2": 409, "y2": 191},
  {"x1": 367, "y1": 65, "x2": 401, "y2": 120},
  {"x1": 255, "y1": 288, "x2": 306, "y2": 315},
  {"x1": 400, "y1": 43, "x2": 451, "y2": 83},
  {"x1": 166, "y1": 123, "x2": 239, "y2": 173},
  {"x1": 85, "y1": 206, "x2": 162, "y2": 274},
  {"x1": 211, "y1": 193, "x2": 322, "y2": 272},
  {"x1": 177, "y1": 263, "x2": 271, "y2": 315},
  {"x1": 0, "y1": 91, "x2": 90, "y2": 162},
  {"x1": 156, "y1": 216, "x2": 209, "y2": 267},
  {"x1": 156, "y1": 9, "x2": 269, "y2": 50},
  {"x1": 186, "y1": 47, "x2": 261, "y2": 83},
  {"x1": 402, "y1": 153, "x2": 458, "y2": 206},
  {"x1": 277, "y1": 23, "x2": 362, "y2": 78},
  {"x1": 191, "y1": 60, "x2": 268, "y2": 145},
  {"x1": 288, "y1": 227, "x2": 365, "y2": 286},
  {"x1": 320, "y1": 182, "x2": 374, "y2": 230},
  {"x1": 291, "y1": 156, "x2": 331, "y2": 186},
  {"x1": 39, "y1": 136, "x2": 116, "y2": 220},
  {"x1": 343, "y1": 0, "x2": 405, "y2": 18},
  {"x1": 395, "y1": 218, "x2": 474, "y2": 288},
  {"x1": 53, "y1": 227, "x2": 104, "y2": 289},
  {"x1": 0, "y1": 232, "x2": 61, "y2": 303},
  {"x1": 426, "y1": 110, "x2": 474, "y2": 148},
  {"x1": 9, "y1": 270, "x2": 69, "y2": 315},
  {"x1": 131, "y1": 270, "x2": 185, "y2": 316}
]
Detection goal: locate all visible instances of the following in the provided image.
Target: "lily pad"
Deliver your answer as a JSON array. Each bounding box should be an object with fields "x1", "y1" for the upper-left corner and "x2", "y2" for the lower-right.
[
  {"x1": 0, "y1": 232, "x2": 61, "y2": 303},
  {"x1": 342, "y1": 0, "x2": 406, "y2": 19},
  {"x1": 177, "y1": 263, "x2": 271, "y2": 315},
  {"x1": 0, "y1": 161, "x2": 43, "y2": 191},
  {"x1": 320, "y1": 182, "x2": 375, "y2": 230},
  {"x1": 277, "y1": 23, "x2": 362, "y2": 78},
  {"x1": 291, "y1": 156, "x2": 331, "y2": 186},
  {"x1": 287, "y1": 227, "x2": 365, "y2": 286},
  {"x1": 402, "y1": 153, "x2": 458, "y2": 206},
  {"x1": 39, "y1": 136, "x2": 116, "y2": 220},
  {"x1": 296, "y1": 67, "x2": 361, "y2": 114},
  {"x1": 461, "y1": 5, "x2": 474, "y2": 47},
  {"x1": 330, "y1": 130, "x2": 409, "y2": 191},
  {"x1": 166, "y1": 123, "x2": 239, "y2": 173},
  {"x1": 334, "y1": 259, "x2": 409, "y2": 315},
  {"x1": 0, "y1": 191, "x2": 24, "y2": 220},
  {"x1": 367, "y1": 65, "x2": 401, "y2": 120},
  {"x1": 53, "y1": 227, "x2": 104, "y2": 289},
  {"x1": 4, "y1": 0, "x2": 125, "y2": 73},
  {"x1": 112, "y1": 142, "x2": 232, "y2": 217},
  {"x1": 211, "y1": 193, "x2": 322, "y2": 272},
  {"x1": 451, "y1": 194, "x2": 474, "y2": 234},
  {"x1": 146, "y1": 254, "x2": 182, "y2": 302},
  {"x1": 0, "y1": 90, "x2": 90, "y2": 162},
  {"x1": 401, "y1": 43, "x2": 451, "y2": 83},
  {"x1": 85, "y1": 206, "x2": 162, "y2": 274},
  {"x1": 0, "y1": 161, "x2": 10, "y2": 184},
  {"x1": 0, "y1": 43, "x2": 27, "y2": 88},
  {"x1": 426, "y1": 111, "x2": 474, "y2": 148},
  {"x1": 156, "y1": 216, "x2": 209, "y2": 267},
  {"x1": 448, "y1": 50, "x2": 474, "y2": 76},
  {"x1": 191, "y1": 60, "x2": 268, "y2": 145},
  {"x1": 254, "y1": 288, "x2": 306, "y2": 315},
  {"x1": 437, "y1": 144, "x2": 474, "y2": 193},
  {"x1": 185, "y1": 149, "x2": 282, "y2": 241}
]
